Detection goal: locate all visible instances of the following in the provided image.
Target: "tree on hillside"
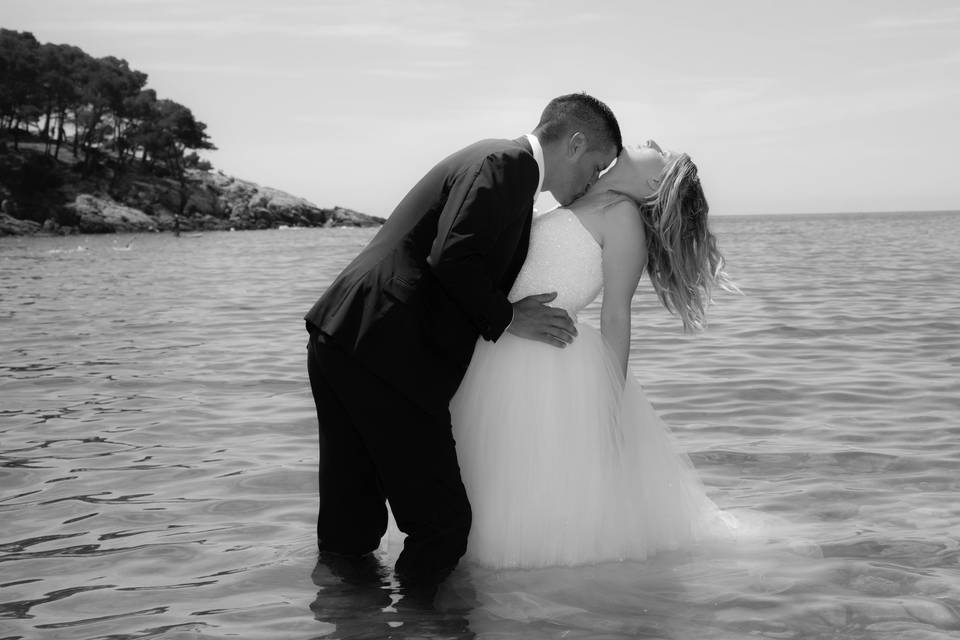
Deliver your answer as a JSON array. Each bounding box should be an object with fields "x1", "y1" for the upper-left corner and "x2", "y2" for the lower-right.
[
  {"x1": 74, "y1": 55, "x2": 147, "y2": 164},
  {"x1": 129, "y1": 99, "x2": 215, "y2": 171},
  {"x1": 0, "y1": 29, "x2": 41, "y2": 149},
  {"x1": 128, "y1": 98, "x2": 216, "y2": 214},
  {"x1": 0, "y1": 29, "x2": 214, "y2": 179},
  {"x1": 37, "y1": 42, "x2": 87, "y2": 159},
  {"x1": 114, "y1": 88, "x2": 157, "y2": 167}
]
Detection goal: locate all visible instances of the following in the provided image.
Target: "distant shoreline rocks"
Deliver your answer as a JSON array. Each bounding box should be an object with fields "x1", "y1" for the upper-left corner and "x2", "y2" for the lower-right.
[{"x1": 0, "y1": 148, "x2": 384, "y2": 237}]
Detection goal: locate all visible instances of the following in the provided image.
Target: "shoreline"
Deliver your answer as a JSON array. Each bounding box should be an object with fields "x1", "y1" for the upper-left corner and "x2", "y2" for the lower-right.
[
  {"x1": 0, "y1": 144, "x2": 385, "y2": 237},
  {"x1": 0, "y1": 224, "x2": 377, "y2": 240}
]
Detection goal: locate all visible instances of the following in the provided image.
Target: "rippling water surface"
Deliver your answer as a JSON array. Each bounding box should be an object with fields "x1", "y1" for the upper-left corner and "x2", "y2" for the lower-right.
[{"x1": 2, "y1": 211, "x2": 959, "y2": 639}]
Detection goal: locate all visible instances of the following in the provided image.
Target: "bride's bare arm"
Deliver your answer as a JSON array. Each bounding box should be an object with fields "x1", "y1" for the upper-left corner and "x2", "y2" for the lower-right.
[{"x1": 599, "y1": 201, "x2": 647, "y2": 377}]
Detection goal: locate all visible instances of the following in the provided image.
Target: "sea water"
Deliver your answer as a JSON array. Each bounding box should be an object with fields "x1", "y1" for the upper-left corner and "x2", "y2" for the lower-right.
[{"x1": 1, "y1": 211, "x2": 959, "y2": 639}]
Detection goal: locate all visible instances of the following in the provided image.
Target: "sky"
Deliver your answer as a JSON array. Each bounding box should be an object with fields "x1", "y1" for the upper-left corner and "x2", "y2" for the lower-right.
[{"x1": 3, "y1": 0, "x2": 959, "y2": 217}]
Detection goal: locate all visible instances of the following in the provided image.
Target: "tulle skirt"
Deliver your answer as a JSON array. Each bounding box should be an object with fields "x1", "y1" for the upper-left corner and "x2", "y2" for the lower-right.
[{"x1": 447, "y1": 323, "x2": 731, "y2": 569}]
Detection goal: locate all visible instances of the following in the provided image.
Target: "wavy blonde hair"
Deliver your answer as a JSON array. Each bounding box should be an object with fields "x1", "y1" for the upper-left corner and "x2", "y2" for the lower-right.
[{"x1": 639, "y1": 154, "x2": 735, "y2": 331}]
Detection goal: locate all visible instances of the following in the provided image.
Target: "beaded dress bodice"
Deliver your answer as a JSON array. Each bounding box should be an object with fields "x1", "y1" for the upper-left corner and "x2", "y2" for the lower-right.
[{"x1": 508, "y1": 208, "x2": 603, "y2": 319}]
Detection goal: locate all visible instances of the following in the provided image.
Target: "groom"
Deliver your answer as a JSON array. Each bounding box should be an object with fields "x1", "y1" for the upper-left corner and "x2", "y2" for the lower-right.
[{"x1": 305, "y1": 93, "x2": 622, "y2": 587}]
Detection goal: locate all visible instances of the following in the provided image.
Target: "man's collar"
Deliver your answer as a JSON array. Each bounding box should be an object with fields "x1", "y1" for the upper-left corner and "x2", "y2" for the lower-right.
[{"x1": 525, "y1": 133, "x2": 545, "y2": 196}]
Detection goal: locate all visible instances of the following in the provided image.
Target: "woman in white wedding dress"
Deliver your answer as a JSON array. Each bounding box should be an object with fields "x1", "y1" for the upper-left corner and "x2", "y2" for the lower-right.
[{"x1": 449, "y1": 140, "x2": 737, "y2": 569}]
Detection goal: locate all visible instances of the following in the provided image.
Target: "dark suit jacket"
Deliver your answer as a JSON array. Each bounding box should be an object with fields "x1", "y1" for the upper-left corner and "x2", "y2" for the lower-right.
[{"x1": 305, "y1": 137, "x2": 539, "y2": 414}]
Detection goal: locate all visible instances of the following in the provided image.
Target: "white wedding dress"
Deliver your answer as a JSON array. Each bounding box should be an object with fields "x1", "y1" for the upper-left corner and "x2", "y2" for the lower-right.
[{"x1": 448, "y1": 206, "x2": 732, "y2": 569}]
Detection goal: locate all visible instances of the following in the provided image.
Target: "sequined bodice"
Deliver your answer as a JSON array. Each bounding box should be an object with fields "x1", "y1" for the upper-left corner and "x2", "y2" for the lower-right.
[{"x1": 508, "y1": 208, "x2": 603, "y2": 318}]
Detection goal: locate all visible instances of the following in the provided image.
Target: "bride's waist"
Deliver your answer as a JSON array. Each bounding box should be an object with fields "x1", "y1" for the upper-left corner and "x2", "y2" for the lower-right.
[
  {"x1": 506, "y1": 295, "x2": 590, "y2": 318},
  {"x1": 475, "y1": 321, "x2": 610, "y2": 364},
  {"x1": 497, "y1": 319, "x2": 601, "y2": 344}
]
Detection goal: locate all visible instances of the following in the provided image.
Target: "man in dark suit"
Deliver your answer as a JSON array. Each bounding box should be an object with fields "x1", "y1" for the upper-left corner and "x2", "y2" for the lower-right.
[{"x1": 305, "y1": 93, "x2": 622, "y2": 589}]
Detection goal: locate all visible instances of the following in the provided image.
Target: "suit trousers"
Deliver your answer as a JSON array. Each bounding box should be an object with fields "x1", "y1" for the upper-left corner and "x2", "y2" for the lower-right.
[{"x1": 306, "y1": 332, "x2": 472, "y2": 586}]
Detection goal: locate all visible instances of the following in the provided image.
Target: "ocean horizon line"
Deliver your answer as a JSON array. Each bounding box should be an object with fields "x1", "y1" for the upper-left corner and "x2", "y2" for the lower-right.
[{"x1": 711, "y1": 208, "x2": 960, "y2": 218}]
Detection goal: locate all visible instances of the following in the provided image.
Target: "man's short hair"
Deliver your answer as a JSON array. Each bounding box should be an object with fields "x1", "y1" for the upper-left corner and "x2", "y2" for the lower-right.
[{"x1": 535, "y1": 93, "x2": 622, "y2": 152}]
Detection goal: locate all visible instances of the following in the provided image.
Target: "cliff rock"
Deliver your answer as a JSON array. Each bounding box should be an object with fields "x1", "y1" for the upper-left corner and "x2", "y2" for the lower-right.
[{"x1": 0, "y1": 146, "x2": 385, "y2": 236}]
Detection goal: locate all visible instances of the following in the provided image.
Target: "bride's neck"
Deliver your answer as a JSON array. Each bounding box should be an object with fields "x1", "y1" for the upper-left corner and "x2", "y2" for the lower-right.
[{"x1": 571, "y1": 189, "x2": 633, "y2": 210}]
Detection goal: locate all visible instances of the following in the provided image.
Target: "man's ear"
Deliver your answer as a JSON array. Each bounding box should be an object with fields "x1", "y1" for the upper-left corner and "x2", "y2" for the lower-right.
[{"x1": 566, "y1": 131, "x2": 587, "y2": 160}]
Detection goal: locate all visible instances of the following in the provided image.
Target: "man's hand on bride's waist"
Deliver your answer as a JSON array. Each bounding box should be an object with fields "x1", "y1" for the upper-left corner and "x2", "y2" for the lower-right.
[{"x1": 506, "y1": 292, "x2": 577, "y2": 348}]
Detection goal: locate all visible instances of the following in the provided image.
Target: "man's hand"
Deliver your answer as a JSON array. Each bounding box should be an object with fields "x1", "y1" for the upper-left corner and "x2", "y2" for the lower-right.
[{"x1": 507, "y1": 292, "x2": 577, "y2": 347}]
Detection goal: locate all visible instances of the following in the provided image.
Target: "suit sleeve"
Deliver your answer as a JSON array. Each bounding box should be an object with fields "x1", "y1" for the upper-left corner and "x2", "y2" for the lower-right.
[{"x1": 428, "y1": 152, "x2": 536, "y2": 341}]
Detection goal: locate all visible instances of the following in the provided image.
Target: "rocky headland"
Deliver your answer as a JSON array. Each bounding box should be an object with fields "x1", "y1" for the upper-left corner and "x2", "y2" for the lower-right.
[
  {"x1": 0, "y1": 144, "x2": 384, "y2": 237},
  {"x1": 0, "y1": 30, "x2": 384, "y2": 237}
]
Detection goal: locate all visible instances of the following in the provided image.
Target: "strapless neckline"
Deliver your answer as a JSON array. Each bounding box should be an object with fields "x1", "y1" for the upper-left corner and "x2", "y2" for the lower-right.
[{"x1": 536, "y1": 208, "x2": 601, "y2": 249}]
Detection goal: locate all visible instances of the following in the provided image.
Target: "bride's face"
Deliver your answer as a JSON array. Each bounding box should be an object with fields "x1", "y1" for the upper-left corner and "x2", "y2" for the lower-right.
[{"x1": 597, "y1": 140, "x2": 680, "y2": 199}]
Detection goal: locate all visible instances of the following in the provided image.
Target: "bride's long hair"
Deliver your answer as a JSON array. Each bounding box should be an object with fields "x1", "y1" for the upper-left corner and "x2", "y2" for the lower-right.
[{"x1": 639, "y1": 154, "x2": 736, "y2": 332}]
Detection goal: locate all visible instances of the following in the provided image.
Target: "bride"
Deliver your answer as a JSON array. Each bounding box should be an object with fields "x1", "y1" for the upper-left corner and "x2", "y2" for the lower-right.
[{"x1": 449, "y1": 140, "x2": 736, "y2": 569}]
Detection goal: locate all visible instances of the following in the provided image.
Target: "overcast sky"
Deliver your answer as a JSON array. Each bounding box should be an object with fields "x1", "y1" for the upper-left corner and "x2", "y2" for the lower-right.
[{"x1": 4, "y1": 0, "x2": 959, "y2": 216}]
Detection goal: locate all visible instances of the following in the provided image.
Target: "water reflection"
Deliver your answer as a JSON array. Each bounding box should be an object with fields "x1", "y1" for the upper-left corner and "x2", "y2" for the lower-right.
[{"x1": 310, "y1": 553, "x2": 475, "y2": 639}]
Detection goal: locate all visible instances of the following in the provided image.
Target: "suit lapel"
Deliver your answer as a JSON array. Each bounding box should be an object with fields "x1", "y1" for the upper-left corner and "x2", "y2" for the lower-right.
[{"x1": 499, "y1": 136, "x2": 537, "y2": 292}]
